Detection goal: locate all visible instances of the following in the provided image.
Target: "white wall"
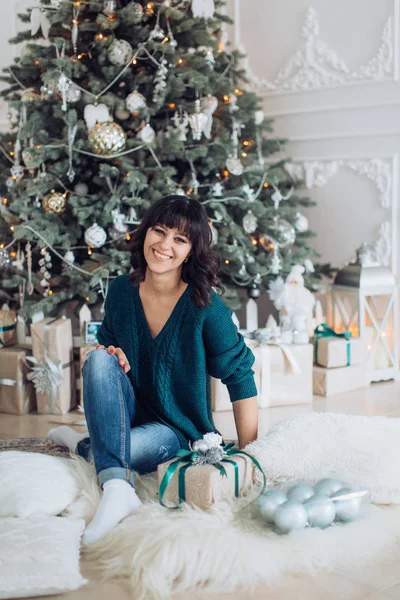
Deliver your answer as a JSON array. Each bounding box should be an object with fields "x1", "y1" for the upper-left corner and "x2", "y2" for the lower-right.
[{"x1": 228, "y1": 0, "x2": 400, "y2": 279}]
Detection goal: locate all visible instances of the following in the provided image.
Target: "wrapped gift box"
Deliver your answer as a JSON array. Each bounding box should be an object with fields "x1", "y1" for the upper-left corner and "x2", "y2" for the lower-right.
[
  {"x1": 211, "y1": 341, "x2": 267, "y2": 412},
  {"x1": 313, "y1": 364, "x2": 368, "y2": 397},
  {"x1": 314, "y1": 336, "x2": 365, "y2": 368},
  {"x1": 0, "y1": 347, "x2": 36, "y2": 414},
  {"x1": 268, "y1": 343, "x2": 313, "y2": 406},
  {"x1": 0, "y1": 308, "x2": 17, "y2": 347},
  {"x1": 30, "y1": 317, "x2": 75, "y2": 414},
  {"x1": 79, "y1": 345, "x2": 96, "y2": 406},
  {"x1": 157, "y1": 453, "x2": 254, "y2": 509}
]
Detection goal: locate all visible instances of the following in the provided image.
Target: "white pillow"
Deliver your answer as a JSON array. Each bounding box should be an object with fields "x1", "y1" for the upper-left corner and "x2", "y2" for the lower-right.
[
  {"x1": 0, "y1": 517, "x2": 87, "y2": 599},
  {"x1": 0, "y1": 451, "x2": 80, "y2": 517}
]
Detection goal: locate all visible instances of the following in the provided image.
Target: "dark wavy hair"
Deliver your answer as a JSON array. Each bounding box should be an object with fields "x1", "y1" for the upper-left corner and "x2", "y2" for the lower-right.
[{"x1": 129, "y1": 195, "x2": 223, "y2": 307}]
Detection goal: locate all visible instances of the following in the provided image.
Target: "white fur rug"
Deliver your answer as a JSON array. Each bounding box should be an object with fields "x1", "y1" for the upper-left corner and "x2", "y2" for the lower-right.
[
  {"x1": 61, "y1": 412, "x2": 400, "y2": 599},
  {"x1": 4, "y1": 412, "x2": 400, "y2": 599}
]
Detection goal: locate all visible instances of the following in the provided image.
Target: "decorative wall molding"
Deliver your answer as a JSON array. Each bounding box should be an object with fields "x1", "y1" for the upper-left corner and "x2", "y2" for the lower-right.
[
  {"x1": 284, "y1": 156, "x2": 398, "y2": 270},
  {"x1": 234, "y1": 2, "x2": 397, "y2": 95}
]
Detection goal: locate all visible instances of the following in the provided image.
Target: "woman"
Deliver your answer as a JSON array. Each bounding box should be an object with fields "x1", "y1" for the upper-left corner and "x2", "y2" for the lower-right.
[{"x1": 49, "y1": 195, "x2": 258, "y2": 545}]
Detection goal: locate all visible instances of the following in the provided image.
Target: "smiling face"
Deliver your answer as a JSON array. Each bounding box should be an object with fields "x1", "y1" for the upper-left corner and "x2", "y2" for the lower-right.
[{"x1": 143, "y1": 224, "x2": 192, "y2": 274}]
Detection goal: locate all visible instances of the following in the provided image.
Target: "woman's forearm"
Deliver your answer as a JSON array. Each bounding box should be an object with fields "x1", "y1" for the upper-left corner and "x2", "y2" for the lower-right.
[{"x1": 232, "y1": 396, "x2": 258, "y2": 449}]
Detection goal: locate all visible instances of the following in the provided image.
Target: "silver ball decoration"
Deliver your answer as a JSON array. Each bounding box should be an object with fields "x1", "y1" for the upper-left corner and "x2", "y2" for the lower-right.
[
  {"x1": 247, "y1": 283, "x2": 261, "y2": 299},
  {"x1": 127, "y1": 2, "x2": 144, "y2": 23},
  {"x1": 258, "y1": 490, "x2": 288, "y2": 524},
  {"x1": 332, "y1": 488, "x2": 363, "y2": 522},
  {"x1": 73, "y1": 182, "x2": 89, "y2": 197},
  {"x1": 243, "y1": 210, "x2": 258, "y2": 234},
  {"x1": 274, "y1": 500, "x2": 308, "y2": 534},
  {"x1": 84, "y1": 223, "x2": 107, "y2": 248},
  {"x1": 126, "y1": 91, "x2": 147, "y2": 114},
  {"x1": 0, "y1": 247, "x2": 11, "y2": 268},
  {"x1": 107, "y1": 39, "x2": 133, "y2": 66},
  {"x1": 304, "y1": 494, "x2": 336, "y2": 529},
  {"x1": 275, "y1": 218, "x2": 296, "y2": 248},
  {"x1": 287, "y1": 483, "x2": 315, "y2": 504},
  {"x1": 314, "y1": 478, "x2": 344, "y2": 497}
]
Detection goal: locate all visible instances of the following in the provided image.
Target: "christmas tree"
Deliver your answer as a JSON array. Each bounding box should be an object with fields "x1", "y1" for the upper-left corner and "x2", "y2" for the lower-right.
[{"x1": 0, "y1": 0, "x2": 330, "y2": 318}]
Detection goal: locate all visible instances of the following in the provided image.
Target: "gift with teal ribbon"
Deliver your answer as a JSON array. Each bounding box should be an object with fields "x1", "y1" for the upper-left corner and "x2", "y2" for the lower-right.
[
  {"x1": 158, "y1": 433, "x2": 266, "y2": 510},
  {"x1": 314, "y1": 324, "x2": 353, "y2": 367},
  {"x1": 0, "y1": 308, "x2": 17, "y2": 347}
]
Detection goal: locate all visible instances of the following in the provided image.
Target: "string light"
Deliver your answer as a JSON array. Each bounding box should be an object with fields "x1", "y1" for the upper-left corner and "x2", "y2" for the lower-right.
[
  {"x1": 48, "y1": 289, "x2": 53, "y2": 296},
  {"x1": 2, "y1": 198, "x2": 8, "y2": 205},
  {"x1": 223, "y1": 95, "x2": 230, "y2": 102},
  {"x1": 241, "y1": 152, "x2": 247, "y2": 157},
  {"x1": 222, "y1": 169, "x2": 229, "y2": 177},
  {"x1": 85, "y1": 296, "x2": 90, "y2": 301},
  {"x1": 251, "y1": 238, "x2": 258, "y2": 245},
  {"x1": 125, "y1": 233, "x2": 131, "y2": 241},
  {"x1": 161, "y1": 37, "x2": 169, "y2": 44},
  {"x1": 224, "y1": 259, "x2": 230, "y2": 264},
  {"x1": 263, "y1": 182, "x2": 269, "y2": 188},
  {"x1": 34, "y1": 60, "x2": 40, "y2": 66},
  {"x1": 132, "y1": 58, "x2": 137, "y2": 64},
  {"x1": 87, "y1": 247, "x2": 92, "y2": 255},
  {"x1": 95, "y1": 33, "x2": 107, "y2": 41},
  {"x1": 177, "y1": 58, "x2": 183, "y2": 65},
  {"x1": 168, "y1": 103, "x2": 176, "y2": 109},
  {"x1": 234, "y1": 88, "x2": 243, "y2": 96},
  {"x1": 10, "y1": 226, "x2": 14, "y2": 232}
]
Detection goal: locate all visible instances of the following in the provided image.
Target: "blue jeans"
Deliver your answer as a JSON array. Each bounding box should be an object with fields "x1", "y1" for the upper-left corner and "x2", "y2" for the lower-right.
[{"x1": 77, "y1": 349, "x2": 181, "y2": 488}]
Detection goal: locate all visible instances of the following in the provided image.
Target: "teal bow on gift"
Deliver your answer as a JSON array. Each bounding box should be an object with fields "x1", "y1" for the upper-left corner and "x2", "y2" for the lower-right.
[
  {"x1": 0, "y1": 323, "x2": 16, "y2": 347},
  {"x1": 314, "y1": 324, "x2": 352, "y2": 366},
  {"x1": 159, "y1": 442, "x2": 266, "y2": 509}
]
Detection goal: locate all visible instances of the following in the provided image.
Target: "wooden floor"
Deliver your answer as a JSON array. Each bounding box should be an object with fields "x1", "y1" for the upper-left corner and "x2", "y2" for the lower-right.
[{"x1": 2, "y1": 380, "x2": 400, "y2": 599}]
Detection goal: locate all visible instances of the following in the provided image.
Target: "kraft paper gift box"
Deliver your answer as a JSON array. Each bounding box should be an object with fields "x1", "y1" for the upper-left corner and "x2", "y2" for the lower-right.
[
  {"x1": 0, "y1": 309, "x2": 17, "y2": 347},
  {"x1": 0, "y1": 346, "x2": 36, "y2": 414},
  {"x1": 268, "y1": 343, "x2": 313, "y2": 406},
  {"x1": 314, "y1": 335, "x2": 365, "y2": 368},
  {"x1": 30, "y1": 317, "x2": 76, "y2": 414},
  {"x1": 79, "y1": 345, "x2": 97, "y2": 406},
  {"x1": 211, "y1": 341, "x2": 268, "y2": 412},
  {"x1": 313, "y1": 364, "x2": 368, "y2": 397},
  {"x1": 157, "y1": 453, "x2": 254, "y2": 509}
]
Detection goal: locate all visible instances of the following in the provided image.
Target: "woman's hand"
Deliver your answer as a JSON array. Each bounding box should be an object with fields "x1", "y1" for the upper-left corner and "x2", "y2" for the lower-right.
[{"x1": 96, "y1": 345, "x2": 131, "y2": 374}]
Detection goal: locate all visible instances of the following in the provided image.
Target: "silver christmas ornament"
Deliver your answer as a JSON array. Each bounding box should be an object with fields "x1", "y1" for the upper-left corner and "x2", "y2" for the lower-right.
[
  {"x1": 243, "y1": 210, "x2": 257, "y2": 234},
  {"x1": 275, "y1": 218, "x2": 296, "y2": 248},
  {"x1": 126, "y1": 2, "x2": 143, "y2": 23},
  {"x1": 331, "y1": 488, "x2": 363, "y2": 522},
  {"x1": 212, "y1": 182, "x2": 223, "y2": 197},
  {"x1": 314, "y1": 478, "x2": 344, "y2": 497},
  {"x1": 226, "y1": 157, "x2": 244, "y2": 176},
  {"x1": 295, "y1": 211, "x2": 309, "y2": 233},
  {"x1": 139, "y1": 123, "x2": 156, "y2": 143},
  {"x1": 107, "y1": 39, "x2": 133, "y2": 66},
  {"x1": 74, "y1": 182, "x2": 89, "y2": 196},
  {"x1": 287, "y1": 483, "x2": 315, "y2": 504},
  {"x1": 112, "y1": 207, "x2": 128, "y2": 233},
  {"x1": 0, "y1": 247, "x2": 10, "y2": 268},
  {"x1": 10, "y1": 164, "x2": 24, "y2": 181},
  {"x1": 241, "y1": 184, "x2": 255, "y2": 202},
  {"x1": 258, "y1": 490, "x2": 288, "y2": 524},
  {"x1": 304, "y1": 494, "x2": 336, "y2": 529},
  {"x1": 126, "y1": 91, "x2": 147, "y2": 114},
  {"x1": 190, "y1": 99, "x2": 207, "y2": 141},
  {"x1": 274, "y1": 500, "x2": 308, "y2": 534},
  {"x1": 67, "y1": 85, "x2": 82, "y2": 103},
  {"x1": 85, "y1": 223, "x2": 107, "y2": 248},
  {"x1": 149, "y1": 24, "x2": 166, "y2": 41}
]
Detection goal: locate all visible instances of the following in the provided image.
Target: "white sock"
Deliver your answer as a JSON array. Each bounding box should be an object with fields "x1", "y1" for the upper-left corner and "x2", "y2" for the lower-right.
[
  {"x1": 82, "y1": 479, "x2": 141, "y2": 546},
  {"x1": 48, "y1": 425, "x2": 88, "y2": 453}
]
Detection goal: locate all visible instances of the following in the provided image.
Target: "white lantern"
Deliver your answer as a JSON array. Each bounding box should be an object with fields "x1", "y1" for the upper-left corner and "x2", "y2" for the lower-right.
[{"x1": 328, "y1": 244, "x2": 399, "y2": 382}]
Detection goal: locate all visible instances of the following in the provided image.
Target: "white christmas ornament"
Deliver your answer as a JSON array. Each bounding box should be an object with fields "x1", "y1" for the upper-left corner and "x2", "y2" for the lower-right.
[
  {"x1": 200, "y1": 95, "x2": 218, "y2": 139},
  {"x1": 190, "y1": 99, "x2": 207, "y2": 141},
  {"x1": 84, "y1": 223, "x2": 107, "y2": 248},
  {"x1": 172, "y1": 110, "x2": 190, "y2": 141},
  {"x1": 243, "y1": 210, "x2": 257, "y2": 234},
  {"x1": 111, "y1": 208, "x2": 128, "y2": 233},
  {"x1": 254, "y1": 109, "x2": 265, "y2": 125},
  {"x1": 64, "y1": 250, "x2": 75, "y2": 264},
  {"x1": 295, "y1": 211, "x2": 309, "y2": 233},
  {"x1": 107, "y1": 39, "x2": 133, "y2": 66},
  {"x1": 191, "y1": 0, "x2": 215, "y2": 19},
  {"x1": 241, "y1": 184, "x2": 255, "y2": 201},
  {"x1": 83, "y1": 103, "x2": 110, "y2": 130},
  {"x1": 212, "y1": 182, "x2": 223, "y2": 197},
  {"x1": 74, "y1": 182, "x2": 88, "y2": 196},
  {"x1": 304, "y1": 258, "x2": 315, "y2": 273},
  {"x1": 126, "y1": 91, "x2": 147, "y2": 114},
  {"x1": 226, "y1": 157, "x2": 243, "y2": 176},
  {"x1": 139, "y1": 123, "x2": 156, "y2": 143}
]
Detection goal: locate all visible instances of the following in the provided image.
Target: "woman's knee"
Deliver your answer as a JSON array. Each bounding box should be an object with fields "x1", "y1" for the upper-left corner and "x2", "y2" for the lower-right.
[
  {"x1": 82, "y1": 348, "x2": 119, "y2": 377},
  {"x1": 129, "y1": 424, "x2": 181, "y2": 474}
]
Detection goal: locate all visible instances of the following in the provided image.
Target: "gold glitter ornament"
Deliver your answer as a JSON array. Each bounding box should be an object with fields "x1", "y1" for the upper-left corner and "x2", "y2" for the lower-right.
[
  {"x1": 88, "y1": 121, "x2": 127, "y2": 156},
  {"x1": 42, "y1": 190, "x2": 67, "y2": 214}
]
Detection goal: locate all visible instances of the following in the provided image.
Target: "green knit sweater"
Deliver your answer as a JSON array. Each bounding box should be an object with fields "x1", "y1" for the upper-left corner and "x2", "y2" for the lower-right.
[{"x1": 97, "y1": 274, "x2": 257, "y2": 449}]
